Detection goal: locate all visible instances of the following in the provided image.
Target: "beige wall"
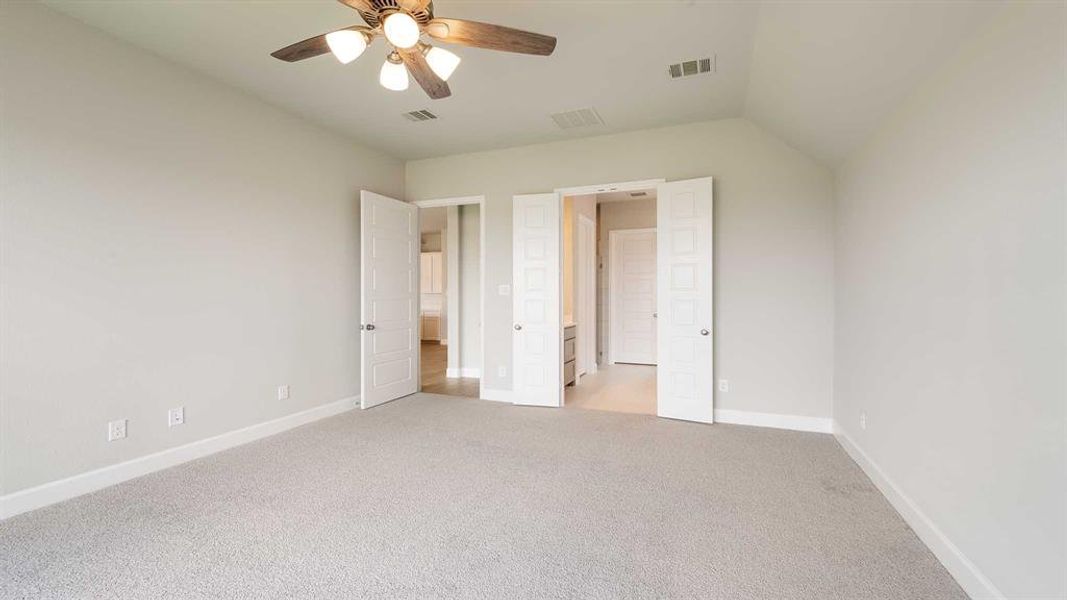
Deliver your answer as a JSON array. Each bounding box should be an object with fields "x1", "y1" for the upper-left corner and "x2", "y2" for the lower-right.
[
  {"x1": 0, "y1": 2, "x2": 404, "y2": 494},
  {"x1": 458, "y1": 204, "x2": 481, "y2": 372},
  {"x1": 406, "y1": 118, "x2": 835, "y2": 419},
  {"x1": 833, "y1": 4, "x2": 1066, "y2": 598}
]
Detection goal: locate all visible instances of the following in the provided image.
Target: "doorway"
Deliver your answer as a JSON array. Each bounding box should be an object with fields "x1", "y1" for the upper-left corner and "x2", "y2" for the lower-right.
[
  {"x1": 560, "y1": 187, "x2": 659, "y2": 415},
  {"x1": 416, "y1": 198, "x2": 484, "y2": 399},
  {"x1": 511, "y1": 177, "x2": 713, "y2": 422}
]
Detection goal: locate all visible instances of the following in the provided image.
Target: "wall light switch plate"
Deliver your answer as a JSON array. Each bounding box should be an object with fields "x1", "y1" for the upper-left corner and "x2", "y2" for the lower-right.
[
  {"x1": 168, "y1": 407, "x2": 185, "y2": 427},
  {"x1": 277, "y1": 385, "x2": 290, "y2": 401},
  {"x1": 108, "y1": 419, "x2": 127, "y2": 441},
  {"x1": 717, "y1": 379, "x2": 729, "y2": 393},
  {"x1": 860, "y1": 412, "x2": 867, "y2": 430},
  {"x1": 498, "y1": 284, "x2": 511, "y2": 296}
]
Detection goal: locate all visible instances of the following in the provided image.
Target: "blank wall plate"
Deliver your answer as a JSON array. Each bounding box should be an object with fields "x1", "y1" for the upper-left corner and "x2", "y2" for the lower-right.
[{"x1": 107, "y1": 419, "x2": 127, "y2": 441}]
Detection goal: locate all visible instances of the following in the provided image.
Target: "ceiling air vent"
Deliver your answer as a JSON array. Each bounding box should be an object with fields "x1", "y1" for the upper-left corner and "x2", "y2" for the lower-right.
[
  {"x1": 550, "y1": 107, "x2": 604, "y2": 130},
  {"x1": 668, "y1": 56, "x2": 716, "y2": 79},
  {"x1": 630, "y1": 191, "x2": 648, "y2": 197},
  {"x1": 403, "y1": 109, "x2": 438, "y2": 122}
]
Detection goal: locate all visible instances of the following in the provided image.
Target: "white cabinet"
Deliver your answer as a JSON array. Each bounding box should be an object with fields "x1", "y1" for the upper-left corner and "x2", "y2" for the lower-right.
[{"x1": 420, "y1": 252, "x2": 444, "y2": 294}]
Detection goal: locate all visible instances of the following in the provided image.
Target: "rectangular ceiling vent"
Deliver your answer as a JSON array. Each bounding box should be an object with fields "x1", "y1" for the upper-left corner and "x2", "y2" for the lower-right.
[
  {"x1": 630, "y1": 191, "x2": 648, "y2": 197},
  {"x1": 403, "y1": 109, "x2": 438, "y2": 122},
  {"x1": 668, "y1": 56, "x2": 716, "y2": 79},
  {"x1": 550, "y1": 107, "x2": 604, "y2": 130}
]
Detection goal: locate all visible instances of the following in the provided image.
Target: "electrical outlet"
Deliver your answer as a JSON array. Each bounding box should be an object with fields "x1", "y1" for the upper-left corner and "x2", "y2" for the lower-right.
[
  {"x1": 718, "y1": 379, "x2": 729, "y2": 393},
  {"x1": 107, "y1": 419, "x2": 127, "y2": 442},
  {"x1": 168, "y1": 407, "x2": 185, "y2": 427},
  {"x1": 277, "y1": 385, "x2": 290, "y2": 401},
  {"x1": 860, "y1": 412, "x2": 867, "y2": 430},
  {"x1": 497, "y1": 365, "x2": 507, "y2": 377}
]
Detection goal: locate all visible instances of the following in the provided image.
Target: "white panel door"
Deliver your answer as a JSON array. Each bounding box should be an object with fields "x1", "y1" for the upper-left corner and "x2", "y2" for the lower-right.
[
  {"x1": 512, "y1": 193, "x2": 562, "y2": 407},
  {"x1": 609, "y1": 228, "x2": 657, "y2": 365},
  {"x1": 361, "y1": 191, "x2": 419, "y2": 409},
  {"x1": 656, "y1": 178, "x2": 714, "y2": 423}
]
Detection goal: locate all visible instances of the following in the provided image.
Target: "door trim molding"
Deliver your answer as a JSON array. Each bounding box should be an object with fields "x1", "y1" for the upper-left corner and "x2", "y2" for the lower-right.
[
  {"x1": 555, "y1": 179, "x2": 666, "y2": 196},
  {"x1": 608, "y1": 227, "x2": 657, "y2": 365},
  {"x1": 413, "y1": 195, "x2": 484, "y2": 208}
]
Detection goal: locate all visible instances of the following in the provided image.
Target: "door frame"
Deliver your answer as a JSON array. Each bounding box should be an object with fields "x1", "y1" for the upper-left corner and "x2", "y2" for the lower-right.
[
  {"x1": 413, "y1": 195, "x2": 486, "y2": 400},
  {"x1": 607, "y1": 227, "x2": 657, "y2": 366}
]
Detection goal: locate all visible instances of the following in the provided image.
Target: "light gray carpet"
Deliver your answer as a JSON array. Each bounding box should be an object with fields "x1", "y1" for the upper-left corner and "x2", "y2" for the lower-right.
[{"x1": 1, "y1": 394, "x2": 966, "y2": 599}]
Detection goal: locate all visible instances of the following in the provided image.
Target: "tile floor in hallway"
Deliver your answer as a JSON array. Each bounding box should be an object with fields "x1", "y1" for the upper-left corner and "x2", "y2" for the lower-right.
[{"x1": 564, "y1": 363, "x2": 657, "y2": 415}]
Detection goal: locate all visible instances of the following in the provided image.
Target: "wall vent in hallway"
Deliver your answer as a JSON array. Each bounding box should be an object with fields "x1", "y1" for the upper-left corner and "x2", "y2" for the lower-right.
[
  {"x1": 403, "y1": 109, "x2": 438, "y2": 122},
  {"x1": 550, "y1": 107, "x2": 604, "y2": 130},
  {"x1": 668, "y1": 56, "x2": 716, "y2": 79}
]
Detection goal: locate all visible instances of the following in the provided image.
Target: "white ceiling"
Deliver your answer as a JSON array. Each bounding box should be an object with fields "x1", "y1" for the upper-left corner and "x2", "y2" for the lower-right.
[
  {"x1": 744, "y1": 1, "x2": 1000, "y2": 166},
  {"x1": 41, "y1": 0, "x2": 998, "y2": 165}
]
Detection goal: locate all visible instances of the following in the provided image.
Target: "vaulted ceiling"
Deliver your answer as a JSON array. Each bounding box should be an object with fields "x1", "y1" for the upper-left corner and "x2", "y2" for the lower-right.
[{"x1": 42, "y1": 0, "x2": 999, "y2": 165}]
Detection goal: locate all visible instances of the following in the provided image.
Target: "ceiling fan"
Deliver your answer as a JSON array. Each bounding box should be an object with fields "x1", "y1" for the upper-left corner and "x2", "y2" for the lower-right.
[{"x1": 271, "y1": 0, "x2": 557, "y2": 100}]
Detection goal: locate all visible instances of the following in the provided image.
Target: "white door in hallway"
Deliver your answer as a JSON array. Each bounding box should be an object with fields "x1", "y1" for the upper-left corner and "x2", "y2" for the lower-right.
[
  {"x1": 656, "y1": 178, "x2": 714, "y2": 423},
  {"x1": 361, "y1": 191, "x2": 419, "y2": 409},
  {"x1": 609, "y1": 228, "x2": 657, "y2": 365},
  {"x1": 512, "y1": 193, "x2": 562, "y2": 407}
]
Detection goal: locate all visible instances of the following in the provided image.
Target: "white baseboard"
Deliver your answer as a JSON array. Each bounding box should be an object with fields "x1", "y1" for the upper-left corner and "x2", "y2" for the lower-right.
[
  {"x1": 446, "y1": 367, "x2": 480, "y2": 378},
  {"x1": 713, "y1": 409, "x2": 832, "y2": 433},
  {"x1": 480, "y1": 388, "x2": 513, "y2": 403},
  {"x1": 834, "y1": 424, "x2": 1003, "y2": 599},
  {"x1": 0, "y1": 395, "x2": 360, "y2": 521}
]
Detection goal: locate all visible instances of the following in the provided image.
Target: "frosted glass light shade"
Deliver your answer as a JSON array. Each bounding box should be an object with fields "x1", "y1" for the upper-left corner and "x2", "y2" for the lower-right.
[
  {"x1": 380, "y1": 59, "x2": 409, "y2": 91},
  {"x1": 383, "y1": 12, "x2": 420, "y2": 49},
  {"x1": 325, "y1": 30, "x2": 367, "y2": 64},
  {"x1": 425, "y1": 46, "x2": 461, "y2": 81}
]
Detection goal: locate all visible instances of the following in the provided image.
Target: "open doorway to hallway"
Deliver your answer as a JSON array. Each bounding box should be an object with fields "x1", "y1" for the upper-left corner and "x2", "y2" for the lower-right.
[
  {"x1": 561, "y1": 188, "x2": 658, "y2": 415},
  {"x1": 418, "y1": 203, "x2": 482, "y2": 398}
]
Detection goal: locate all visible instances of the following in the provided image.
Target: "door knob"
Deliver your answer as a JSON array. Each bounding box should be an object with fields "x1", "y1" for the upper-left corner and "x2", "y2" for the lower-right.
[
  {"x1": 514, "y1": 324, "x2": 523, "y2": 331},
  {"x1": 700, "y1": 329, "x2": 709, "y2": 336},
  {"x1": 366, "y1": 324, "x2": 376, "y2": 331},
  {"x1": 653, "y1": 312, "x2": 657, "y2": 318}
]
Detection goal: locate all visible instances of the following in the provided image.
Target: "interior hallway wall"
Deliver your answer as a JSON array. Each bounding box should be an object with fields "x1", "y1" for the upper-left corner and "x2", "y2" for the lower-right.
[
  {"x1": 0, "y1": 2, "x2": 404, "y2": 496},
  {"x1": 458, "y1": 204, "x2": 481, "y2": 374},
  {"x1": 596, "y1": 198, "x2": 657, "y2": 366},
  {"x1": 833, "y1": 4, "x2": 1066, "y2": 598},
  {"x1": 406, "y1": 118, "x2": 834, "y2": 421}
]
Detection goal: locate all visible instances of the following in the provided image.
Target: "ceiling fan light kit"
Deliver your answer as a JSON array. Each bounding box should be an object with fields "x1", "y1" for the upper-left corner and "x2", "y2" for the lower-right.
[
  {"x1": 271, "y1": 0, "x2": 556, "y2": 100},
  {"x1": 325, "y1": 29, "x2": 369, "y2": 64},
  {"x1": 380, "y1": 51, "x2": 409, "y2": 91}
]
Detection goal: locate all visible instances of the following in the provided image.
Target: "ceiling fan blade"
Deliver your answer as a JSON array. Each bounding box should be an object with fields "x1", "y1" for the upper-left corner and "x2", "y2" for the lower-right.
[
  {"x1": 426, "y1": 18, "x2": 556, "y2": 56},
  {"x1": 336, "y1": 0, "x2": 375, "y2": 13},
  {"x1": 397, "y1": 0, "x2": 428, "y2": 10},
  {"x1": 271, "y1": 26, "x2": 370, "y2": 62},
  {"x1": 399, "y1": 48, "x2": 451, "y2": 100}
]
